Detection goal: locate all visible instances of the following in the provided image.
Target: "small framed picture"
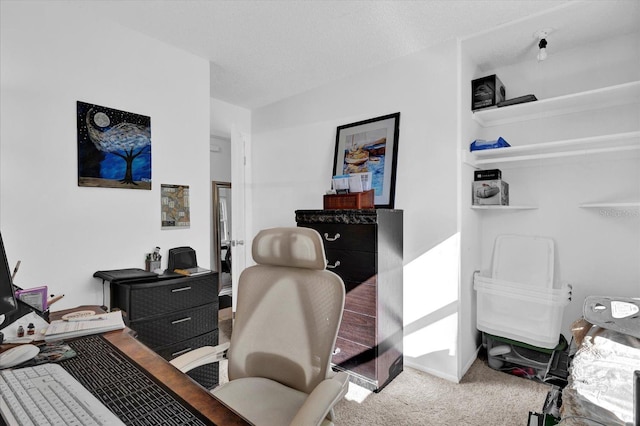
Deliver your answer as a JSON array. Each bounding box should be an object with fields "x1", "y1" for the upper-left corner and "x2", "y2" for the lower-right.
[
  {"x1": 333, "y1": 113, "x2": 400, "y2": 208},
  {"x1": 15, "y1": 286, "x2": 48, "y2": 312},
  {"x1": 161, "y1": 184, "x2": 191, "y2": 229}
]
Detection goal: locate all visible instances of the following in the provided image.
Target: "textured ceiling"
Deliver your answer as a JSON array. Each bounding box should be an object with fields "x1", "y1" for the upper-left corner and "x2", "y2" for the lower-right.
[{"x1": 68, "y1": 1, "x2": 636, "y2": 109}]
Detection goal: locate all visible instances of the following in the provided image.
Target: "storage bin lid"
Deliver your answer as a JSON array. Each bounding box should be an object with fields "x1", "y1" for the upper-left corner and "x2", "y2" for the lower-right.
[{"x1": 491, "y1": 235, "x2": 555, "y2": 288}]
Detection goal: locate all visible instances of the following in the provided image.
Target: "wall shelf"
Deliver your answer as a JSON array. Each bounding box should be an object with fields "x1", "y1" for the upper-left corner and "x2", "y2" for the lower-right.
[
  {"x1": 472, "y1": 81, "x2": 640, "y2": 127},
  {"x1": 579, "y1": 202, "x2": 640, "y2": 209},
  {"x1": 471, "y1": 205, "x2": 537, "y2": 210},
  {"x1": 463, "y1": 131, "x2": 640, "y2": 168}
]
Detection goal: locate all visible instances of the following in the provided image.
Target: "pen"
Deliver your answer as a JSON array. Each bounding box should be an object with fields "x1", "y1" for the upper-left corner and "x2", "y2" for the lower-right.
[
  {"x1": 11, "y1": 260, "x2": 21, "y2": 281},
  {"x1": 64, "y1": 314, "x2": 107, "y2": 322},
  {"x1": 47, "y1": 294, "x2": 65, "y2": 306}
]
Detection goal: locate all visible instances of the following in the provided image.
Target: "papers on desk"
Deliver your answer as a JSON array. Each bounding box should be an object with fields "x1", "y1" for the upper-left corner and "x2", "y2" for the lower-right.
[{"x1": 44, "y1": 311, "x2": 125, "y2": 342}]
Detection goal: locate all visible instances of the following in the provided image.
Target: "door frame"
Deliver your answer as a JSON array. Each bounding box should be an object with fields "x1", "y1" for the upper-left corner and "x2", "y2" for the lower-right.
[{"x1": 230, "y1": 127, "x2": 249, "y2": 313}]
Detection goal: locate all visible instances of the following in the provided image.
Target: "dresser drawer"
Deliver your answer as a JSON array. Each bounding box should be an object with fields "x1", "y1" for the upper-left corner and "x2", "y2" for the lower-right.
[
  {"x1": 344, "y1": 277, "x2": 376, "y2": 317},
  {"x1": 155, "y1": 329, "x2": 218, "y2": 360},
  {"x1": 155, "y1": 331, "x2": 219, "y2": 389},
  {"x1": 333, "y1": 337, "x2": 376, "y2": 380},
  {"x1": 123, "y1": 274, "x2": 217, "y2": 319},
  {"x1": 132, "y1": 303, "x2": 217, "y2": 349},
  {"x1": 300, "y1": 223, "x2": 376, "y2": 252},
  {"x1": 338, "y1": 310, "x2": 376, "y2": 347},
  {"x1": 326, "y1": 249, "x2": 376, "y2": 283}
]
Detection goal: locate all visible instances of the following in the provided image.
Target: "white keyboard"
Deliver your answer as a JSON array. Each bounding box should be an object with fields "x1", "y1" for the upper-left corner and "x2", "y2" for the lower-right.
[{"x1": 0, "y1": 363, "x2": 125, "y2": 426}]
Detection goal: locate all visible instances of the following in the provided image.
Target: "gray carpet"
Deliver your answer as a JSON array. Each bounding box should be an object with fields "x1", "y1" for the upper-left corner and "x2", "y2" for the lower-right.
[
  {"x1": 333, "y1": 358, "x2": 549, "y2": 425},
  {"x1": 217, "y1": 318, "x2": 550, "y2": 425}
]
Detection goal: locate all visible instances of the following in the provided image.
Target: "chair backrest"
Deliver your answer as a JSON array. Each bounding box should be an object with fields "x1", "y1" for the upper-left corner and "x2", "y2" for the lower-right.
[{"x1": 227, "y1": 227, "x2": 345, "y2": 394}]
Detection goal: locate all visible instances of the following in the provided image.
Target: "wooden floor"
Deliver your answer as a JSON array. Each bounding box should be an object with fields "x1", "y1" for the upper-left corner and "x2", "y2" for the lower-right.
[{"x1": 219, "y1": 307, "x2": 232, "y2": 321}]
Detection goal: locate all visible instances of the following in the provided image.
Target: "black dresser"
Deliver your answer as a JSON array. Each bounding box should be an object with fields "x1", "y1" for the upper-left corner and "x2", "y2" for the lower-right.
[
  {"x1": 107, "y1": 272, "x2": 219, "y2": 389},
  {"x1": 295, "y1": 209, "x2": 403, "y2": 391}
]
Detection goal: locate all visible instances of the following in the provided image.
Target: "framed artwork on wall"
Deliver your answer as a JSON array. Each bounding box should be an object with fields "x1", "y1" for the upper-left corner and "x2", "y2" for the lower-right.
[
  {"x1": 333, "y1": 112, "x2": 400, "y2": 208},
  {"x1": 77, "y1": 101, "x2": 151, "y2": 190},
  {"x1": 161, "y1": 184, "x2": 191, "y2": 229}
]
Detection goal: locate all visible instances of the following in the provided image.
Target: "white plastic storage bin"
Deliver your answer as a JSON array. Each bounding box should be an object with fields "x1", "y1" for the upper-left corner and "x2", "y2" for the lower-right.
[
  {"x1": 475, "y1": 274, "x2": 571, "y2": 349},
  {"x1": 491, "y1": 235, "x2": 556, "y2": 288},
  {"x1": 475, "y1": 234, "x2": 571, "y2": 349}
]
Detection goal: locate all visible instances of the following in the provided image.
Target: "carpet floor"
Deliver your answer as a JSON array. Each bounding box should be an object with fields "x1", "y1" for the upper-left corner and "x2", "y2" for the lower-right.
[{"x1": 216, "y1": 317, "x2": 550, "y2": 425}]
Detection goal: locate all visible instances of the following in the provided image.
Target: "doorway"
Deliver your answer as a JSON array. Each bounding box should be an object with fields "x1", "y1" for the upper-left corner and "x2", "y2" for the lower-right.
[{"x1": 212, "y1": 181, "x2": 232, "y2": 310}]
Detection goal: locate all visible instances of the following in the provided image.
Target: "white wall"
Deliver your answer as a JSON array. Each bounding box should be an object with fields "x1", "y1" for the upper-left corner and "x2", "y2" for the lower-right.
[
  {"x1": 210, "y1": 136, "x2": 231, "y2": 183},
  {"x1": 252, "y1": 40, "x2": 462, "y2": 380},
  {"x1": 210, "y1": 98, "x2": 251, "y2": 141},
  {"x1": 0, "y1": 2, "x2": 211, "y2": 311}
]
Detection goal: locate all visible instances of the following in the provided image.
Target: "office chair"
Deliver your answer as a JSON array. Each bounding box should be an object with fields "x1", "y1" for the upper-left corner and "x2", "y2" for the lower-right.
[{"x1": 171, "y1": 227, "x2": 349, "y2": 426}]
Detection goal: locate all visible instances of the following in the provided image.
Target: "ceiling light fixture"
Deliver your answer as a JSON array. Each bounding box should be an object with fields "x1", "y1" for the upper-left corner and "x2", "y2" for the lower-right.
[{"x1": 534, "y1": 29, "x2": 553, "y2": 62}]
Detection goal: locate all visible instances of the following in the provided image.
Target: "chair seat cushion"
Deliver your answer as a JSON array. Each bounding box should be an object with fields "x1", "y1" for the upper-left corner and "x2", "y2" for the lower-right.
[{"x1": 212, "y1": 377, "x2": 308, "y2": 426}]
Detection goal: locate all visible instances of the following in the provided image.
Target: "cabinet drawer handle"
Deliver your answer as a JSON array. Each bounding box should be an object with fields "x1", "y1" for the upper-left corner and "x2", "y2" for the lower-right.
[
  {"x1": 327, "y1": 260, "x2": 341, "y2": 269},
  {"x1": 332, "y1": 347, "x2": 341, "y2": 356},
  {"x1": 171, "y1": 317, "x2": 192, "y2": 325},
  {"x1": 324, "y1": 233, "x2": 341, "y2": 241},
  {"x1": 171, "y1": 286, "x2": 192, "y2": 293},
  {"x1": 172, "y1": 347, "x2": 193, "y2": 357}
]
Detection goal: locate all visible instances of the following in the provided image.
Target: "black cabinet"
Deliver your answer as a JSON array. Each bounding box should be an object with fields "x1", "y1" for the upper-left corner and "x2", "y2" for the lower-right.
[
  {"x1": 295, "y1": 209, "x2": 403, "y2": 391},
  {"x1": 109, "y1": 273, "x2": 219, "y2": 389}
]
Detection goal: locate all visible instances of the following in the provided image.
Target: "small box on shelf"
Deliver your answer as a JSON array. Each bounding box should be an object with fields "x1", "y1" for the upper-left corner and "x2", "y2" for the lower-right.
[
  {"x1": 474, "y1": 168, "x2": 502, "y2": 181},
  {"x1": 324, "y1": 189, "x2": 374, "y2": 210},
  {"x1": 472, "y1": 74, "x2": 505, "y2": 111},
  {"x1": 472, "y1": 180, "x2": 509, "y2": 206}
]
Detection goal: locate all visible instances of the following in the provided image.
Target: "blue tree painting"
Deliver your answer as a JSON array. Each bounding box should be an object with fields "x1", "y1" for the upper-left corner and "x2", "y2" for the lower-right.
[{"x1": 77, "y1": 101, "x2": 151, "y2": 189}]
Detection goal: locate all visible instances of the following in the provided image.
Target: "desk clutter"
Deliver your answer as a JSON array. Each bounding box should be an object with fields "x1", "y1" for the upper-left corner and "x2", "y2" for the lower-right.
[
  {"x1": 0, "y1": 309, "x2": 124, "y2": 347},
  {"x1": 1, "y1": 284, "x2": 69, "y2": 346}
]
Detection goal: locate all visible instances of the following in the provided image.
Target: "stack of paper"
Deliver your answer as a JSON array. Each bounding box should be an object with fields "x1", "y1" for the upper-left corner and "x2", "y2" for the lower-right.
[{"x1": 44, "y1": 311, "x2": 125, "y2": 342}]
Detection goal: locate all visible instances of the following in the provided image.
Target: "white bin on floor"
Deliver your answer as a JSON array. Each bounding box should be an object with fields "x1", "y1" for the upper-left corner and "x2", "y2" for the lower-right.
[{"x1": 474, "y1": 235, "x2": 571, "y2": 349}]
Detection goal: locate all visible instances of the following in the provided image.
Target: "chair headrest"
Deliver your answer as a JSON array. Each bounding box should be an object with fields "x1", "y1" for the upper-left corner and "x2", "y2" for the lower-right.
[{"x1": 252, "y1": 227, "x2": 327, "y2": 270}]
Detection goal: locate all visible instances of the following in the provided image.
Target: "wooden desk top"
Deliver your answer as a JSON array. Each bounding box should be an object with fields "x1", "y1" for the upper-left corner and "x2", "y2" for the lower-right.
[{"x1": 50, "y1": 306, "x2": 250, "y2": 426}]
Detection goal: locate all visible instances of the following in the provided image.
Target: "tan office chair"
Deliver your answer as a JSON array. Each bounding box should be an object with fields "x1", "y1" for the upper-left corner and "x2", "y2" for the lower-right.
[{"x1": 171, "y1": 227, "x2": 349, "y2": 426}]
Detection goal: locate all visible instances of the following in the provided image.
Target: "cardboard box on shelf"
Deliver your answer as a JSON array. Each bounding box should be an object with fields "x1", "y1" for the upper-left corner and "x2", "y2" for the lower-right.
[{"x1": 472, "y1": 180, "x2": 509, "y2": 205}]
